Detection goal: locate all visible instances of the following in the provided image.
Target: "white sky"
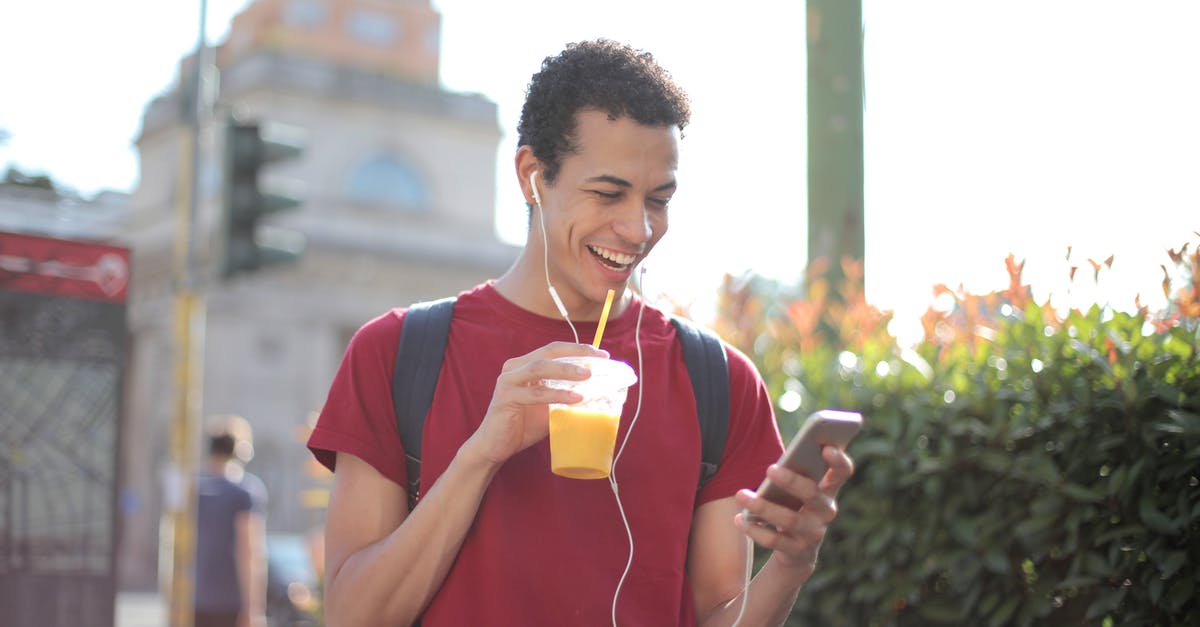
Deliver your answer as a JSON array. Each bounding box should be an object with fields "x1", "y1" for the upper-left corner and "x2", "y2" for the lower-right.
[{"x1": 1, "y1": 0, "x2": 1196, "y2": 342}]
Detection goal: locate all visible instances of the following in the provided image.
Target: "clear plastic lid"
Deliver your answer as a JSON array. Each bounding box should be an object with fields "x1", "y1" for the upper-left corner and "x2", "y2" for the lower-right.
[{"x1": 546, "y1": 356, "x2": 637, "y2": 392}]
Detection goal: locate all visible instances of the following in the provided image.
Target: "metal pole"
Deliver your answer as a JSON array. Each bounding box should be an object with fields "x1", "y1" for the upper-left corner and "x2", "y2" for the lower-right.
[
  {"x1": 807, "y1": 0, "x2": 865, "y2": 292},
  {"x1": 167, "y1": 1, "x2": 209, "y2": 625}
]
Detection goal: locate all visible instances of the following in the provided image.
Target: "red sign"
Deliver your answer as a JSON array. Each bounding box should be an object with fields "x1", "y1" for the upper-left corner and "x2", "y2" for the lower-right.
[{"x1": 0, "y1": 231, "x2": 131, "y2": 303}]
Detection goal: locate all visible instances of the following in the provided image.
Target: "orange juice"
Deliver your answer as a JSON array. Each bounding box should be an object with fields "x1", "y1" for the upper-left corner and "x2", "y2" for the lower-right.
[{"x1": 548, "y1": 406, "x2": 620, "y2": 479}]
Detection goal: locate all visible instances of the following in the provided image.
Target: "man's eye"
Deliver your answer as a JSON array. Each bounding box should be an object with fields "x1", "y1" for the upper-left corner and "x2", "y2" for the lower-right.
[
  {"x1": 592, "y1": 190, "x2": 620, "y2": 200},
  {"x1": 649, "y1": 197, "x2": 671, "y2": 208}
]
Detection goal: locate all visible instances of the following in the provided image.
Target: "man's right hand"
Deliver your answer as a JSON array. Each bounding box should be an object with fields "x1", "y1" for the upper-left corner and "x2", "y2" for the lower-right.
[{"x1": 464, "y1": 342, "x2": 608, "y2": 469}]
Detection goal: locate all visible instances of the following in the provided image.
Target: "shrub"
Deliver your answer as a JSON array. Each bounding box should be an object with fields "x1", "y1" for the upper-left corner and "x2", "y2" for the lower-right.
[{"x1": 712, "y1": 237, "x2": 1200, "y2": 626}]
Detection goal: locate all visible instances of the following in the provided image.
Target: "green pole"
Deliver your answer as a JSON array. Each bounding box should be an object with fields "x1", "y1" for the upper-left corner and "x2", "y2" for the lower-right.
[{"x1": 807, "y1": 0, "x2": 865, "y2": 291}]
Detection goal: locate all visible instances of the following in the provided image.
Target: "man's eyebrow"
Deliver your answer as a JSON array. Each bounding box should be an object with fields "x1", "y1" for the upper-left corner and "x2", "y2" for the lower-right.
[
  {"x1": 586, "y1": 175, "x2": 632, "y2": 188},
  {"x1": 585, "y1": 175, "x2": 677, "y2": 192}
]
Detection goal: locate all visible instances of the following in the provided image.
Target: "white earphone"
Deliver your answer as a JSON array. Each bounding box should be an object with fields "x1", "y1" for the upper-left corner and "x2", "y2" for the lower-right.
[
  {"x1": 530, "y1": 170, "x2": 543, "y2": 208},
  {"x1": 531, "y1": 170, "x2": 575, "y2": 333}
]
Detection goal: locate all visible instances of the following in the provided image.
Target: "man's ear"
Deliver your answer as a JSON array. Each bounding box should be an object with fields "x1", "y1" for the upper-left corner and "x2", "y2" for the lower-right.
[{"x1": 515, "y1": 146, "x2": 542, "y2": 207}]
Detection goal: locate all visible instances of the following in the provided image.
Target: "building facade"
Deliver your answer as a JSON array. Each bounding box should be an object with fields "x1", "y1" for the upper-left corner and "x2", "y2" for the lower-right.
[{"x1": 117, "y1": 0, "x2": 517, "y2": 589}]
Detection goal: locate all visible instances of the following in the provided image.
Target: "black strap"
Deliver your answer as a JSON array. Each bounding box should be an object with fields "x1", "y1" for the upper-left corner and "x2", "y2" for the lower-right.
[
  {"x1": 670, "y1": 316, "x2": 730, "y2": 488},
  {"x1": 392, "y1": 297, "x2": 456, "y2": 511}
]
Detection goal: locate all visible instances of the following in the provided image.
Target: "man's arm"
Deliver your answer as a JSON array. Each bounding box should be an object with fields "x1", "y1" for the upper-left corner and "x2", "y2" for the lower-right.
[
  {"x1": 234, "y1": 509, "x2": 267, "y2": 627},
  {"x1": 323, "y1": 446, "x2": 497, "y2": 625},
  {"x1": 689, "y1": 446, "x2": 855, "y2": 627},
  {"x1": 321, "y1": 342, "x2": 606, "y2": 626}
]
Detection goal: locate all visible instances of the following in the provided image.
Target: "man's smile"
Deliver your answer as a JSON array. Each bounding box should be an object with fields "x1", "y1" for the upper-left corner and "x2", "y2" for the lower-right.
[{"x1": 587, "y1": 244, "x2": 638, "y2": 271}]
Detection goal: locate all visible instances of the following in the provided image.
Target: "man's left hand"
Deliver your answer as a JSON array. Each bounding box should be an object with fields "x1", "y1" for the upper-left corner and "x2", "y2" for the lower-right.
[{"x1": 734, "y1": 446, "x2": 855, "y2": 572}]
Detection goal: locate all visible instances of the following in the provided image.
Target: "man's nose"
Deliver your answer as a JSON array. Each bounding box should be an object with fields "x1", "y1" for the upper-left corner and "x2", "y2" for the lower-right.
[{"x1": 612, "y1": 199, "x2": 652, "y2": 245}]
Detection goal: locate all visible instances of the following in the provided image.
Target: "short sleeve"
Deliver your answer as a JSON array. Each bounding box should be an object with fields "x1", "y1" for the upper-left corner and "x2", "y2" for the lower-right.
[
  {"x1": 695, "y1": 343, "x2": 784, "y2": 505},
  {"x1": 241, "y1": 472, "x2": 268, "y2": 516},
  {"x1": 307, "y1": 309, "x2": 410, "y2": 488}
]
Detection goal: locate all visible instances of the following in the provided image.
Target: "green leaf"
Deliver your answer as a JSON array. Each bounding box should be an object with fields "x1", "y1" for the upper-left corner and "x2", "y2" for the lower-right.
[
  {"x1": 1166, "y1": 409, "x2": 1200, "y2": 435},
  {"x1": 864, "y1": 525, "x2": 893, "y2": 557},
  {"x1": 1061, "y1": 482, "x2": 1105, "y2": 503},
  {"x1": 977, "y1": 450, "x2": 1013, "y2": 474},
  {"x1": 1085, "y1": 551, "x2": 1111, "y2": 577},
  {"x1": 1092, "y1": 434, "x2": 1127, "y2": 452},
  {"x1": 1107, "y1": 465, "x2": 1128, "y2": 496},
  {"x1": 1095, "y1": 524, "x2": 1143, "y2": 545},
  {"x1": 918, "y1": 599, "x2": 962, "y2": 623},
  {"x1": 1149, "y1": 576, "x2": 1165, "y2": 604},
  {"x1": 983, "y1": 550, "x2": 1010, "y2": 574},
  {"x1": 1057, "y1": 576, "x2": 1100, "y2": 590},
  {"x1": 949, "y1": 518, "x2": 977, "y2": 547},
  {"x1": 1163, "y1": 577, "x2": 1195, "y2": 612},
  {"x1": 849, "y1": 439, "x2": 894, "y2": 459},
  {"x1": 1014, "y1": 513, "x2": 1058, "y2": 538},
  {"x1": 988, "y1": 597, "x2": 1020, "y2": 627},
  {"x1": 1159, "y1": 550, "x2": 1187, "y2": 579},
  {"x1": 978, "y1": 591, "x2": 1000, "y2": 614},
  {"x1": 1085, "y1": 587, "x2": 1126, "y2": 620},
  {"x1": 1139, "y1": 497, "x2": 1180, "y2": 534}
]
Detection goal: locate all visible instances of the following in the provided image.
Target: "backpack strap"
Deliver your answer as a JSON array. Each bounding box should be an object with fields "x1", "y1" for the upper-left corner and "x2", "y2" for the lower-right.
[
  {"x1": 392, "y1": 297, "x2": 457, "y2": 511},
  {"x1": 670, "y1": 316, "x2": 730, "y2": 489}
]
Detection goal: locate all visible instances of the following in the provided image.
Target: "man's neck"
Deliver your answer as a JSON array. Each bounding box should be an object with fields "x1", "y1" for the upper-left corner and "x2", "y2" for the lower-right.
[{"x1": 494, "y1": 252, "x2": 631, "y2": 322}]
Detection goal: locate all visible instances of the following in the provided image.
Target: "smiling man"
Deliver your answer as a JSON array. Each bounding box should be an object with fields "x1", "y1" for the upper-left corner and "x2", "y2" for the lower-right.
[{"x1": 308, "y1": 39, "x2": 854, "y2": 626}]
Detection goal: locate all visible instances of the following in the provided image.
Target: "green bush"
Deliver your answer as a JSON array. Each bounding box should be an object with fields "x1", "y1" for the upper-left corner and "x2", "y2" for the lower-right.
[{"x1": 712, "y1": 244, "x2": 1200, "y2": 626}]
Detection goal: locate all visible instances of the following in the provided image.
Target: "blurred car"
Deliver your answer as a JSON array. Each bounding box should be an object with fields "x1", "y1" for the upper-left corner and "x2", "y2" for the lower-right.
[{"x1": 267, "y1": 533, "x2": 321, "y2": 627}]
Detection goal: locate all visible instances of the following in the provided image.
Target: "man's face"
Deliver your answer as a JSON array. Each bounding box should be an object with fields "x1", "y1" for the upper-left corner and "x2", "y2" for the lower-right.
[{"x1": 536, "y1": 109, "x2": 679, "y2": 312}]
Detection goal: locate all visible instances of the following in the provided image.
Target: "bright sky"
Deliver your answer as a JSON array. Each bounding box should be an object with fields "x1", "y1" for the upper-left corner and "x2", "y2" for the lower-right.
[{"x1": 1, "y1": 0, "x2": 1196, "y2": 342}]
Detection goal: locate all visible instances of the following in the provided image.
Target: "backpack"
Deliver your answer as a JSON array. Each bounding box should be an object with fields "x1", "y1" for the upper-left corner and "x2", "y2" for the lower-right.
[{"x1": 392, "y1": 297, "x2": 730, "y2": 511}]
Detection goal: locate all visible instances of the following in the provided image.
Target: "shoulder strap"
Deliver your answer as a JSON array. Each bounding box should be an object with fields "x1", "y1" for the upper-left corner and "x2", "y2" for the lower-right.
[
  {"x1": 670, "y1": 316, "x2": 730, "y2": 489},
  {"x1": 392, "y1": 296, "x2": 456, "y2": 511}
]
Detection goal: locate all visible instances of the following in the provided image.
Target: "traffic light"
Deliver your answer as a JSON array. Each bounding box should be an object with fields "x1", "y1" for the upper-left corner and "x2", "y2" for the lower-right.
[{"x1": 221, "y1": 117, "x2": 308, "y2": 278}]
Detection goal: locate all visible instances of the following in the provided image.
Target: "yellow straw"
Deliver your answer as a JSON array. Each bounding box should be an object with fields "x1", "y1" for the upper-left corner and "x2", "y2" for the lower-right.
[{"x1": 592, "y1": 289, "x2": 616, "y2": 348}]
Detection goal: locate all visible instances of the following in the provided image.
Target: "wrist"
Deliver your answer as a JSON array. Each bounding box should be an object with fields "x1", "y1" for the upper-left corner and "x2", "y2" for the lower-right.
[
  {"x1": 458, "y1": 435, "x2": 504, "y2": 478},
  {"x1": 766, "y1": 551, "x2": 817, "y2": 583}
]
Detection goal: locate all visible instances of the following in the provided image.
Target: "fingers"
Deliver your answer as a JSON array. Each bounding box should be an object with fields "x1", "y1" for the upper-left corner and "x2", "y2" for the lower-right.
[
  {"x1": 819, "y1": 446, "x2": 855, "y2": 496},
  {"x1": 732, "y1": 448, "x2": 856, "y2": 568},
  {"x1": 737, "y1": 466, "x2": 838, "y2": 528},
  {"x1": 500, "y1": 342, "x2": 609, "y2": 374},
  {"x1": 735, "y1": 507, "x2": 827, "y2": 559},
  {"x1": 493, "y1": 342, "x2": 609, "y2": 407}
]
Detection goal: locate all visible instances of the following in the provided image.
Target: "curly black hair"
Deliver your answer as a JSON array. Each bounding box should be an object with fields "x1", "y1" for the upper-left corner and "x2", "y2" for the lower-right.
[{"x1": 517, "y1": 39, "x2": 691, "y2": 184}]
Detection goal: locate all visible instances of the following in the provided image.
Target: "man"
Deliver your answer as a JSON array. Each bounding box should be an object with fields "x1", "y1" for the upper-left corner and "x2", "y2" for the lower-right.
[
  {"x1": 308, "y1": 39, "x2": 854, "y2": 626},
  {"x1": 195, "y1": 414, "x2": 268, "y2": 627}
]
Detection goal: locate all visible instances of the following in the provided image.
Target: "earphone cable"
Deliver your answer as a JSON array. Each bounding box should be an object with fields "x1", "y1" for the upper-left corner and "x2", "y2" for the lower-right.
[
  {"x1": 534, "y1": 177, "x2": 579, "y2": 343},
  {"x1": 609, "y1": 267, "x2": 647, "y2": 626}
]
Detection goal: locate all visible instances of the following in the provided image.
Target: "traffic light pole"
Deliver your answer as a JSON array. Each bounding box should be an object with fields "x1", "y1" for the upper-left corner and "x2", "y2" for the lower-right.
[{"x1": 167, "y1": 1, "x2": 210, "y2": 625}]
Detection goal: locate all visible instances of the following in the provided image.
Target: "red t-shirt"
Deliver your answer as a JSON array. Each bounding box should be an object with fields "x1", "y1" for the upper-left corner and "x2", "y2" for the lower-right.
[{"x1": 309, "y1": 282, "x2": 783, "y2": 625}]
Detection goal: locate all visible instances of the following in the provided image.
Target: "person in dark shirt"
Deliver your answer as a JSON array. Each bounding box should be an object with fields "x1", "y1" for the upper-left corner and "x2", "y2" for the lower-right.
[{"x1": 195, "y1": 414, "x2": 267, "y2": 627}]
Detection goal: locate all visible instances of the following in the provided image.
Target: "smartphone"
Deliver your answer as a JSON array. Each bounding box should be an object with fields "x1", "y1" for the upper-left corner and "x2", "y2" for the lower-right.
[{"x1": 748, "y1": 409, "x2": 863, "y2": 516}]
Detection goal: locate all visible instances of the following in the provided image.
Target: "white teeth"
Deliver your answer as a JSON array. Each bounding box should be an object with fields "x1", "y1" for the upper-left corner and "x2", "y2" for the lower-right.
[{"x1": 588, "y1": 245, "x2": 636, "y2": 266}]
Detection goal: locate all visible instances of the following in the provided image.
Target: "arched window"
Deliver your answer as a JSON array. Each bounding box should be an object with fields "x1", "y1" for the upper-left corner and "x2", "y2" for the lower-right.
[{"x1": 346, "y1": 155, "x2": 429, "y2": 212}]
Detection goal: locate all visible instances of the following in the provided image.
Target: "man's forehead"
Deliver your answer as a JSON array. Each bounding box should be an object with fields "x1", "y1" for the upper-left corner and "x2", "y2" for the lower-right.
[{"x1": 567, "y1": 110, "x2": 680, "y2": 168}]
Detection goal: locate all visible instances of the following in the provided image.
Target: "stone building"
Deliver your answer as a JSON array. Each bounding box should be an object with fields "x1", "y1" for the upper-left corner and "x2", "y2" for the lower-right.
[{"x1": 117, "y1": 0, "x2": 517, "y2": 589}]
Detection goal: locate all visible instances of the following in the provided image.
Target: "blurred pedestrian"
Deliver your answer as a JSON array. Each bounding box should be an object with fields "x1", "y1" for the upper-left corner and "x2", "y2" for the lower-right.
[{"x1": 195, "y1": 414, "x2": 268, "y2": 627}]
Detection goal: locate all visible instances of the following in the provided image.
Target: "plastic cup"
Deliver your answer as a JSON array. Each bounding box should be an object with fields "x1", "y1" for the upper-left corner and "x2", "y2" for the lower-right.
[{"x1": 543, "y1": 356, "x2": 637, "y2": 479}]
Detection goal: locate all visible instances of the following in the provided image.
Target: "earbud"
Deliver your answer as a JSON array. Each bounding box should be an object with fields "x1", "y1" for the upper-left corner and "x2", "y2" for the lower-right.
[{"x1": 529, "y1": 170, "x2": 543, "y2": 209}]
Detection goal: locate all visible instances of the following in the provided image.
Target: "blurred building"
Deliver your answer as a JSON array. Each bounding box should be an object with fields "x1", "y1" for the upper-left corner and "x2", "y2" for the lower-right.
[
  {"x1": 118, "y1": 0, "x2": 517, "y2": 590},
  {"x1": 0, "y1": 183, "x2": 130, "y2": 240}
]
